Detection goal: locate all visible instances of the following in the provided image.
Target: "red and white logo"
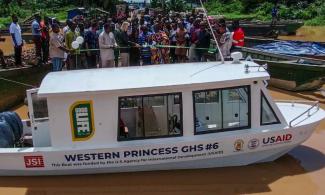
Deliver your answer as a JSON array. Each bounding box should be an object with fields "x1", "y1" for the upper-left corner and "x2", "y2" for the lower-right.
[{"x1": 24, "y1": 156, "x2": 44, "y2": 168}]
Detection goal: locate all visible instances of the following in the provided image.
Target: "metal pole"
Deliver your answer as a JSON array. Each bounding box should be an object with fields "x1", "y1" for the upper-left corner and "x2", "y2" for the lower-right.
[{"x1": 199, "y1": 0, "x2": 225, "y2": 64}]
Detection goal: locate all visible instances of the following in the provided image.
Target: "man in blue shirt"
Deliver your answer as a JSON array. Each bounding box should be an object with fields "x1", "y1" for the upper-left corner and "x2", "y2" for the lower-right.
[
  {"x1": 10, "y1": 14, "x2": 23, "y2": 67},
  {"x1": 32, "y1": 14, "x2": 42, "y2": 66}
]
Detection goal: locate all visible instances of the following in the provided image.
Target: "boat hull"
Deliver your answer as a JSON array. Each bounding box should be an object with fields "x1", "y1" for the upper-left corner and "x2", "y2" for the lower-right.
[
  {"x1": 0, "y1": 122, "x2": 319, "y2": 176},
  {"x1": 244, "y1": 37, "x2": 325, "y2": 60},
  {"x1": 269, "y1": 78, "x2": 324, "y2": 92},
  {"x1": 227, "y1": 21, "x2": 304, "y2": 37},
  {"x1": 253, "y1": 59, "x2": 325, "y2": 91}
]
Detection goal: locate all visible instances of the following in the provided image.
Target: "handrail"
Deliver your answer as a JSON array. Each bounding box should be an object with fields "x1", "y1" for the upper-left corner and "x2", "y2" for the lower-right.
[{"x1": 275, "y1": 100, "x2": 320, "y2": 127}]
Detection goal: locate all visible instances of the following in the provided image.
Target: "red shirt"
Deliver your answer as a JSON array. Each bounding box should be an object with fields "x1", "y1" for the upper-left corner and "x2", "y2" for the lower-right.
[
  {"x1": 232, "y1": 27, "x2": 245, "y2": 47},
  {"x1": 40, "y1": 21, "x2": 50, "y2": 40}
]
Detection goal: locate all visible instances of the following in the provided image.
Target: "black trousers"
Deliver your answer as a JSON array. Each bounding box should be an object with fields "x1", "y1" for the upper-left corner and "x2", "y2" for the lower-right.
[
  {"x1": 86, "y1": 53, "x2": 97, "y2": 69},
  {"x1": 41, "y1": 39, "x2": 49, "y2": 63},
  {"x1": 14, "y1": 46, "x2": 22, "y2": 66},
  {"x1": 33, "y1": 36, "x2": 42, "y2": 66},
  {"x1": 0, "y1": 49, "x2": 6, "y2": 68}
]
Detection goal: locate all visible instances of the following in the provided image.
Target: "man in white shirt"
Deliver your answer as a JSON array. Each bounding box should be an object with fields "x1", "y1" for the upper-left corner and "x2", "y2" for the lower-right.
[
  {"x1": 9, "y1": 14, "x2": 23, "y2": 67},
  {"x1": 99, "y1": 23, "x2": 117, "y2": 68}
]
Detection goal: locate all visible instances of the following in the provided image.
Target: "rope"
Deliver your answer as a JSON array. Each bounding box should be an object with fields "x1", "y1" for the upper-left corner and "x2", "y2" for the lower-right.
[
  {"x1": 78, "y1": 45, "x2": 217, "y2": 52},
  {"x1": 0, "y1": 77, "x2": 36, "y2": 88}
]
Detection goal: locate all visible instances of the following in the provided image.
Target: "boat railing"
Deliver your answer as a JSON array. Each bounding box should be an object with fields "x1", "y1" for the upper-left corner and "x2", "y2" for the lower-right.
[
  {"x1": 275, "y1": 100, "x2": 320, "y2": 127},
  {"x1": 34, "y1": 117, "x2": 49, "y2": 122}
]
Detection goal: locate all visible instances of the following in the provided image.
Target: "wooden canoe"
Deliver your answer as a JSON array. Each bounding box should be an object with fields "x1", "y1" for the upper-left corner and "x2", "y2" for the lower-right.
[
  {"x1": 238, "y1": 47, "x2": 325, "y2": 91},
  {"x1": 244, "y1": 37, "x2": 325, "y2": 60},
  {"x1": 227, "y1": 20, "x2": 304, "y2": 37}
]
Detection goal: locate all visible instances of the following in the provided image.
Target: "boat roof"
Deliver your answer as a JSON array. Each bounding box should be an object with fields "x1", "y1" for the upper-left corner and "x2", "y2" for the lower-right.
[{"x1": 38, "y1": 61, "x2": 269, "y2": 97}]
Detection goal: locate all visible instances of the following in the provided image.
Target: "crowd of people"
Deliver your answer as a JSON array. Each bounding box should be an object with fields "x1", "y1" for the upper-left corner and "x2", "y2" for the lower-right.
[{"x1": 5, "y1": 8, "x2": 245, "y2": 71}]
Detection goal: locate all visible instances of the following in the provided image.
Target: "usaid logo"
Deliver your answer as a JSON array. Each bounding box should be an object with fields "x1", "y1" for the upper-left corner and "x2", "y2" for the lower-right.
[
  {"x1": 262, "y1": 134, "x2": 293, "y2": 146},
  {"x1": 248, "y1": 138, "x2": 259, "y2": 149},
  {"x1": 70, "y1": 101, "x2": 95, "y2": 141}
]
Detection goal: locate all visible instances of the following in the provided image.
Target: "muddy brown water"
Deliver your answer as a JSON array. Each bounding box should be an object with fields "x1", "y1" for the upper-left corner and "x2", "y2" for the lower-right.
[
  {"x1": 0, "y1": 36, "x2": 14, "y2": 56},
  {"x1": 0, "y1": 35, "x2": 34, "y2": 56},
  {"x1": 279, "y1": 26, "x2": 325, "y2": 42},
  {"x1": 0, "y1": 87, "x2": 323, "y2": 195}
]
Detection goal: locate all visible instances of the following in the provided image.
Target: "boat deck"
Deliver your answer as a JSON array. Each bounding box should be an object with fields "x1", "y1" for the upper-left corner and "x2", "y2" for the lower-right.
[{"x1": 276, "y1": 101, "x2": 325, "y2": 127}]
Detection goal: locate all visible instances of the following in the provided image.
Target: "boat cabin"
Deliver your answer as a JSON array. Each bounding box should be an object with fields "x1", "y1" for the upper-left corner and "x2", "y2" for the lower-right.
[{"x1": 29, "y1": 61, "x2": 285, "y2": 148}]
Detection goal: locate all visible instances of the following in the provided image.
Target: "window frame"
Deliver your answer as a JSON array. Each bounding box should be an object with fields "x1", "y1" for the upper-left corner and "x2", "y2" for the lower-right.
[
  {"x1": 260, "y1": 91, "x2": 281, "y2": 126},
  {"x1": 193, "y1": 85, "x2": 251, "y2": 135},
  {"x1": 118, "y1": 92, "x2": 183, "y2": 141}
]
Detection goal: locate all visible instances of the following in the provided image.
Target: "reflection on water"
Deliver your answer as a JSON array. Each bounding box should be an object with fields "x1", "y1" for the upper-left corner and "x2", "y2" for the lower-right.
[{"x1": 279, "y1": 26, "x2": 325, "y2": 42}]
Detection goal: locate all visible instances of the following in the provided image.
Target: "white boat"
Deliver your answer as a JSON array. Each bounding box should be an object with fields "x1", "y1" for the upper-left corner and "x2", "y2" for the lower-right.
[{"x1": 0, "y1": 58, "x2": 324, "y2": 176}]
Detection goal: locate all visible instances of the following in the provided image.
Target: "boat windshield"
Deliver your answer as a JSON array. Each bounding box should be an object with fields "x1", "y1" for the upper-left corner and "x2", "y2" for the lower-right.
[
  {"x1": 27, "y1": 89, "x2": 49, "y2": 121},
  {"x1": 261, "y1": 91, "x2": 280, "y2": 125},
  {"x1": 31, "y1": 92, "x2": 48, "y2": 120}
]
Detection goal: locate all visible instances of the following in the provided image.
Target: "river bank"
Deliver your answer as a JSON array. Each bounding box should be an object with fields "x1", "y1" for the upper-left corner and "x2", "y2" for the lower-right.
[{"x1": 0, "y1": 66, "x2": 50, "y2": 112}]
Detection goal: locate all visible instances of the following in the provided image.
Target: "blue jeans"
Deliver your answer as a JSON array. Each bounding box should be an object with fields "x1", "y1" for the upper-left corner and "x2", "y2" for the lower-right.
[{"x1": 52, "y1": 57, "x2": 63, "y2": 71}]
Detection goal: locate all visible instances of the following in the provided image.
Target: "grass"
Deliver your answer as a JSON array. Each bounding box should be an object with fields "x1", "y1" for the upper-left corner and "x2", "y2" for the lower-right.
[
  {"x1": 213, "y1": 13, "x2": 256, "y2": 21},
  {"x1": 305, "y1": 16, "x2": 325, "y2": 26},
  {"x1": 0, "y1": 6, "x2": 72, "y2": 28},
  {"x1": 205, "y1": 0, "x2": 325, "y2": 26},
  {"x1": 0, "y1": 17, "x2": 11, "y2": 28}
]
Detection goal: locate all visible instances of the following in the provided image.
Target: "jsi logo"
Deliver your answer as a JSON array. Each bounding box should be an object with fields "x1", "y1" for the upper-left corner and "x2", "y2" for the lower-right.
[
  {"x1": 70, "y1": 101, "x2": 95, "y2": 141},
  {"x1": 24, "y1": 156, "x2": 44, "y2": 168},
  {"x1": 263, "y1": 134, "x2": 292, "y2": 145}
]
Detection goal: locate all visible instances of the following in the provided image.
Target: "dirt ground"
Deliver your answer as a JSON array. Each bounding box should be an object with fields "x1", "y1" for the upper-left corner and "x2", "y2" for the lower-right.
[{"x1": 0, "y1": 86, "x2": 323, "y2": 195}]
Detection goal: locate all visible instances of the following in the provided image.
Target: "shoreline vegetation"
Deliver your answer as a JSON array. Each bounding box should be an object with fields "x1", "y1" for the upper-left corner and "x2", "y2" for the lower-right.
[
  {"x1": 0, "y1": 0, "x2": 120, "y2": 29},
  {"x1": 0, "y1": 0, "x2": 325, "y2": 28},
  {"x1": 204, "y1": 0, "x2": 325, "y2": 26}
]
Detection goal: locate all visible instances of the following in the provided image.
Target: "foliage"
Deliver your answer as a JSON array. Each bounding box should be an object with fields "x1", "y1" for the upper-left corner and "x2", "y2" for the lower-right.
[
  {"x1": 150, "y1": 0, "x2": 163, "y2": 9},
  {"x1": 0, "y1": 0, "x2": 325, "y2": 26},
  {"x1": 205, "y1": 0, "x2": 325, "y2": 26},
  {"x1": 0, "y1": 0, "x2": 124, "y2": 27},
  {"x1": 166, "y1": 0, "x2": 189, "y2": 12},
  {"x1": 0, "y1": 17, "x2": 11, "y2": 28},
  {"x1": 151, "y1": 0, "x2": 188, "y2": 12},
  {"x1": 205, "y1": 0, "x2": 244, "y2": 16}
]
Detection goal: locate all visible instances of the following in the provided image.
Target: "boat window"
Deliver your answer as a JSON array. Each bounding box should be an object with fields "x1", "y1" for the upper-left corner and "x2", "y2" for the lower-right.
[
  {"x1": 118, "y1": 93, "x2": 182, "y2": 141},
  {"x1": 261, "y1": 91, "x2": 280, "y2": 125},
  {"x1": 30, "y1": 91, "x2": 49, "y2": 120},
  {"x1": 193, "y1": 86, "x2": 250, "y2": 134}
]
